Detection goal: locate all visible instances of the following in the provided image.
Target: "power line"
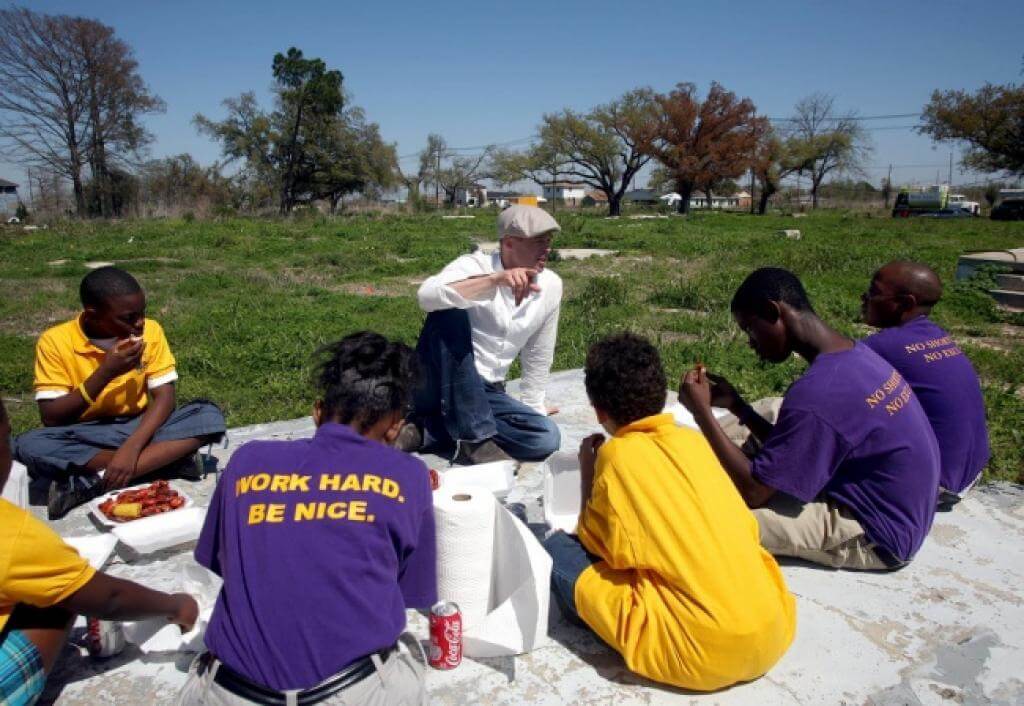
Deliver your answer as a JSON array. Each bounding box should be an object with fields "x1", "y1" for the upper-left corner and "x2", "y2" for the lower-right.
[{"x1": 768, "y1": 112, "x2": 920, "y2": 122}]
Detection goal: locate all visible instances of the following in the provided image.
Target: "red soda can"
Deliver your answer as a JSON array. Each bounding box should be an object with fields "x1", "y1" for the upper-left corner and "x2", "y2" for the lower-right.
[
  {"x1": 428, "y1": 601, "x2": 462, "y2": 669},
  {"x1": 86, "y1": 617, "x2": 126, "y2": 658}
]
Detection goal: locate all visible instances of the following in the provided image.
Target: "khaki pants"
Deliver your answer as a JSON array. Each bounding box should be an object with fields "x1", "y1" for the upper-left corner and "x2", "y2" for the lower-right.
[
  {"x1": 176, "y1": 646, "x2": 428, "y2": 706},
  {"x1": 723, "y1": 397, "x2": 890, "y2": 570},
  {"x1": 753, "y1": 493, "x2": 890, "y2": 570}
]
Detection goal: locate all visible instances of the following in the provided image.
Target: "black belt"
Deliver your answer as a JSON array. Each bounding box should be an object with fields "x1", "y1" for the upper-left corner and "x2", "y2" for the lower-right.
[{"x1": 197, "y1": 645, "x2": 397, "y2": 706}]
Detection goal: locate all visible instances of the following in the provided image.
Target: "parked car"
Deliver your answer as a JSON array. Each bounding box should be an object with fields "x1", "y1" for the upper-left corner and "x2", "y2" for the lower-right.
[{"x1": 991, "y1": 200, "x2": 1024, "y2": 221}]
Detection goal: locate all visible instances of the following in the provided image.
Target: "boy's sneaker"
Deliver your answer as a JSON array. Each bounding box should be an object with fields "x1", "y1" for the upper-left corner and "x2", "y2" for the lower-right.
[
  {"x1": 393, "y1": 423, "x2": 424, "y2": 453},
  {"x1": 164, "y1": 452, "x2": 205, "y2": 482},
  {"x1": 453, "y1": 438, "x2": 513, "y2": 465},
  {"x1": 47, "y1": 476, "x2": 103, "y2": 521}
]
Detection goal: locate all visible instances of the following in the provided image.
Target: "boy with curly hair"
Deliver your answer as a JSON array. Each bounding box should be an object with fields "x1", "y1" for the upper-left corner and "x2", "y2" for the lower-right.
[{"x1": 542, "y1": 333, "x2": 795, "y2": 691}]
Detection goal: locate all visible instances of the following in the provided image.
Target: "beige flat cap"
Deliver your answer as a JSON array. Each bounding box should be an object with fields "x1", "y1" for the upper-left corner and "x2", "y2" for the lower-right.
[{"x1": 496, "y1": 205, "x2": 561, "y2": 239}]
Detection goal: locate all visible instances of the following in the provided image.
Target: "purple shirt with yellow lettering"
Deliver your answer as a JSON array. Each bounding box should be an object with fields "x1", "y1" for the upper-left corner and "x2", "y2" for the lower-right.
[
  {"x1": 864, "y1": 316, "x2": 989, "y2": 494},
  {"x1": 196, "y1": 422, "x2": 436, "y2": 691},
  {"x1": 751, "y1": 342, "x2": 940, "y2": 562}
]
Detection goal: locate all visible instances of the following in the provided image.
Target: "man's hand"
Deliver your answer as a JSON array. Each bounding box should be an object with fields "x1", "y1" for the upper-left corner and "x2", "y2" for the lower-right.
[
  {"x1": 100, "y1": 337, "x2": 145, "y2": 378},
  {"x1": 705, "y1": 372, "x2": 743, "y2": 410},
  {"x1": 170, "y1": 593, "x2": 199, "y2": 633},
  {"x1": 103, "y1": 444, "x2": 142, "y2": 489},
  {"x1": 493, "y1": 268, "x2": 540, "y2": 305}
]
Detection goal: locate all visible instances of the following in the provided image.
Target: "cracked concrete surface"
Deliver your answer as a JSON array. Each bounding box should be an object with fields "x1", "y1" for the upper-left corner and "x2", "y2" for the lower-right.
[{"x1": 31, "y1": 370, "x2": 1024, "y2": 705}]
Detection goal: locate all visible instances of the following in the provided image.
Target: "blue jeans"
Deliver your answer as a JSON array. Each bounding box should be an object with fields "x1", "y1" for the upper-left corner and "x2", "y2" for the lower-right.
[
  {"x1": 412, "y1": 309, "x2": 560, "y2": 461},
  {"x1": 542, "y1": 531, "x2": 599, "y2": 620}
]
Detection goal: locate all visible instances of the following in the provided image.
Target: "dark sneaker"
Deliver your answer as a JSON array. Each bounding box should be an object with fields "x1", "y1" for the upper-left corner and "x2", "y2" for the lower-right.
[
  {"x1": 936, "y1": 489, "x2": 962, "y2": 512},
  {"x1": 453, "y1": 438, "x2": 513, "y2": 465},
  {"x1": 47, "y1": 477, "x2": 103, "y2": 521},
  {"x1": 393, "y1": 423, "x2": 424, "y2": 453},
  {"x1": 165, "y1": 452, "x2": 205, "y2": 482}
]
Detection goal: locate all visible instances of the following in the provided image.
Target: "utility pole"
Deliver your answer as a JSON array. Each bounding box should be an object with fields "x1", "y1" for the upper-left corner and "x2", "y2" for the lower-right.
[
  {"x1": 885, "y1": 163, "x2": 892, "y2": 209},
  {"x1": 435, "y1": 148, "x2": 440, "y2": 208},
  {"x1": 948, "y1": 152, "x2": 953, "y2": 187}
]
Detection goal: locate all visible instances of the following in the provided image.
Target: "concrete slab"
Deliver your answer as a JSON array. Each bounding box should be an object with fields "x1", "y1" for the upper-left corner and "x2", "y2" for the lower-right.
[
  {"x1": 31, "y1": 370, "x2": 1024, "y2": 705},
  {"x1": 956, "y1": 249, "x2": 1024, "y2": 279}
]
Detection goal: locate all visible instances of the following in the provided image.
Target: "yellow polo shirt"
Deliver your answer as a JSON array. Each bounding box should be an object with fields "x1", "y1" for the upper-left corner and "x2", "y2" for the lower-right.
[
  {"x1": 1, "y1": 500, "x2": 95, "y2": 631},
  {"x1": 575, "y1": 414, "x2": 797, "y2": 691},
  {"x1": 33, "y1": 317, "x2": 177, "y2": 422}
]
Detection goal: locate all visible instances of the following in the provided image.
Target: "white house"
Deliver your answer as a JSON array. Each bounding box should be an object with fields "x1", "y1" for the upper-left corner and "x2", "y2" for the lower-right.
[
  {"x1": 542, "y1": 182, "x2": 586, "y2": 205},
  {"x1": 659, "y1": 191, "x2": 752, "y2": 210}
]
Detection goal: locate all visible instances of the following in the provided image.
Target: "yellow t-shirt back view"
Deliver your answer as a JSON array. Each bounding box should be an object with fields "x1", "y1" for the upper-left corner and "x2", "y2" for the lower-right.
[{"x1": 575, "y1": 413, "x2": 797, "y2": 691}]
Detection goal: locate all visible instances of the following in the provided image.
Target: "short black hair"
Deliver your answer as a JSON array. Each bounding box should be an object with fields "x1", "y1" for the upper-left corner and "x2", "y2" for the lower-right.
[
  {"x1": 584, "y1": 333, "x2": 666, "y2": 426},
  {"x1": 314, "y1": 331, "x2": 418, "y2": 429},
  {"x1": 731, "y1": 267, "x2": 814, "y2": 316},
  {"x1": 80, "y1": 267, "x2": 143, "y2": 309}
]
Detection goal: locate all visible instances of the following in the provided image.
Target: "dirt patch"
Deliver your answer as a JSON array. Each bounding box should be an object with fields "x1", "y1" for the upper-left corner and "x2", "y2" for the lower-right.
[{"x1": 653, "y1": 331, "x2": 701, "y2": 344}]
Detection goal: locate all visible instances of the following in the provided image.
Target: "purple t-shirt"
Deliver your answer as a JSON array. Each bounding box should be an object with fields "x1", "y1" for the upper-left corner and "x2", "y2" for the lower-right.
[
  {"x1": 196, "y1": 422, "x2": 437, "y2": 691},
  {"x1": 864, "y1": 316, "x2": 990, "y2": 494},
  {"x1": 751, "y1": 342, "x2": 940, "y2": 562}
]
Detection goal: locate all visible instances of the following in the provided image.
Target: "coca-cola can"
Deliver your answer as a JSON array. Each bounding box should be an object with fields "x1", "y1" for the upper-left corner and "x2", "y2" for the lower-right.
[
  {"x1": 428, "y1": 601, "x2": 462, "y2": 669},
  {"x1": 86, "y1": 617, "x2": 126, "y2": 658}
]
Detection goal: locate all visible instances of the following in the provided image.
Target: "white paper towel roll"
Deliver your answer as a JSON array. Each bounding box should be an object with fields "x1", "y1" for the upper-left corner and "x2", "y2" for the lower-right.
[{"x1": 433, "y1": 484, "x2": 496, "y2": 631}]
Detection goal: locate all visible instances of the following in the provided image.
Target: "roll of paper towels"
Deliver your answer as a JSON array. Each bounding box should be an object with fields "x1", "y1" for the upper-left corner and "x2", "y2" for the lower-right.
[{"x1": 433, "y1": 484, "x2": 496, "y2": 631}]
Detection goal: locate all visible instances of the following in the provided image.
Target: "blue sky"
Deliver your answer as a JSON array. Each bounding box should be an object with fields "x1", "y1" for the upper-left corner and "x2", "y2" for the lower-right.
[{"x1": 3, "y1": 0, "x2": 1022, "y2": 194}]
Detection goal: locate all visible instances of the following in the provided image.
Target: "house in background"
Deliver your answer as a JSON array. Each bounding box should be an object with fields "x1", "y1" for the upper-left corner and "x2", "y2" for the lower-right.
[
  {"x1": 658, "y1": 190, "x2": 752, "y2": 210},
  {"x1": 542, "y1": 181, "x2": 586, "y2": 206},
  {"x1": 582, "y1": 190, "x2": 608, "y2": 208},
  {"x1": 0, "y1": 179, "x2": 19, "y2": 218}
]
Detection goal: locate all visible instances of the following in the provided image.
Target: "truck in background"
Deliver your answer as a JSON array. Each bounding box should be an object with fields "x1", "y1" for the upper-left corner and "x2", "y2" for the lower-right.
[{"x1": 892, "y1": 185, "x2": 977, "y2": 218}]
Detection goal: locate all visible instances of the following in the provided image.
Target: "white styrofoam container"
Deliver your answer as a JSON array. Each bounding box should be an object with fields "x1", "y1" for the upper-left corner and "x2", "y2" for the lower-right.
[
  {"x1": 63, "y1": 534, "x2": 118, "y2": 570},
  {"x1": 542, "y1": 451, "x2": 581, "y2": 534},
  {"x1": 438, "y1": 460, "x2": 516, "y2": 497},
  {"x1": 2, "y1": 461, "x2": 29, "y2": 508},
  {"x1": 111, "y1": 507, "x2": 205, "y2": 555},
  {"x1": 87, "y1": 482, "x2": 195, "y2": 529}
]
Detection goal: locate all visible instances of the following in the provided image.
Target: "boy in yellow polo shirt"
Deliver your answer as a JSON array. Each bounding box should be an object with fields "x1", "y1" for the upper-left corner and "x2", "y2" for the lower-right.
[
  {"x1": 0, "y1": 399, "x2": 198, "y2": 706},
  {"x1": 14, "y1": 267, "x2": 225, "y2": 519},
  {"x1": 542, "y1": 333, "x2": 796, "y2": 691}
]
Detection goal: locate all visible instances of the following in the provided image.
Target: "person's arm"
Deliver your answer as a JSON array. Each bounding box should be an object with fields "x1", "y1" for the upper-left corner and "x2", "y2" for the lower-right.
[
  {"x1": 680, "y1": 369, "x2": 776, "y2": 507},
  {"x1": 417, "y1": 255, "x2": 541, "y2": 312},
  {"x1": 58, "y1": 572, "x2": 197, "y2": 631},
  {"x1": 578, "y1": 433, "x2": 605, "y2": 510},
  {"x1": 0, "y1": 399, "x2": 11, "y2": 491},
  {"x1": 519, "y1": 289, "x2": 561, "y2": 414},
  {"x1": 103, "y1": 383, "x2": 175, "y2": 489},
  {"x1": 38, "y1": 338, "x2": 145, "y2": 427}
]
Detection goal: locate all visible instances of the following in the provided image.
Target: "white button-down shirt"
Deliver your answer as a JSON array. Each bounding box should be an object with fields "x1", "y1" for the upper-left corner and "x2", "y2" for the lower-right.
[{"x1": 417, "y1": 251, "x2": 562, "y2": 413}]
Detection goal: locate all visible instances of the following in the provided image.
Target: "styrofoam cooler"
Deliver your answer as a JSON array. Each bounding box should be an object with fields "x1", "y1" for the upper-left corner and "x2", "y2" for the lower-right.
[
  {"x1": 543, "y1": 451, "x2": 581, "y2": 534},
  {"x1": 2, "y1": 461, "x2": 29, "y2": 508}
]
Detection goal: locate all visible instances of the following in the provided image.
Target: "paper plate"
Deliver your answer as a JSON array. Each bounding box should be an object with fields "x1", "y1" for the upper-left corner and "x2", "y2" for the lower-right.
[{"x1": 87, "y1": 481, "x2": 195, "y2": 529}]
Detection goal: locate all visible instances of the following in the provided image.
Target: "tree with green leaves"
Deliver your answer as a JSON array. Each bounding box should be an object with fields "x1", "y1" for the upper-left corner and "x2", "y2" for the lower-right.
[
  {"x1": 919, "y1": 83, "x2": 1024, "y2": 177},
  {"x1": 642, "y1": 83, "x2": 768, "y2": 215},
  {"x1": 195, "y1": 48, "x2": 395, "y2": 214},
  {"x1": 534, "y1": 89, "x2": 658, "y2": 216}
]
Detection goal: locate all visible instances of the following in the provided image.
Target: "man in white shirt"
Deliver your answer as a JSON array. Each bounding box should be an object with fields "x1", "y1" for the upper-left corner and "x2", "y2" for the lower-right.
[{"x1": 399, "y1": 205, "x2": 562, "y2": 464}]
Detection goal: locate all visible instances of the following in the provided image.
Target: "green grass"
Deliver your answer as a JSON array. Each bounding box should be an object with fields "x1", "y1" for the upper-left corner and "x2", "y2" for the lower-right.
[{"x1": 1, "y1": 210, "x2": 1022, "y2": 482}]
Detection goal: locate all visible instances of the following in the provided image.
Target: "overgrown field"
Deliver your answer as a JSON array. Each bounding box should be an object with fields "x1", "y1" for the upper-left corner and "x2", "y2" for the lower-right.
[{"x1": 1, "y1": 211, "x2": 1022, "y2": 481}]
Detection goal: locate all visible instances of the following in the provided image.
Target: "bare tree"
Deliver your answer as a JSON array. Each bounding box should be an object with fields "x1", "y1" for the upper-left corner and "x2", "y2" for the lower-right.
[
  {"x1": 752, "y1": 130, "x2": 804, "y2": 215},
  {"x1": 787, "y1": 93, "x2": 869, "y2": 209},
  {"x1": 71, "y1": 18, "x2": 163, "y2": 217},
  {"x1": 0, "y1": 8, "x2": 90, "y2": 215}
]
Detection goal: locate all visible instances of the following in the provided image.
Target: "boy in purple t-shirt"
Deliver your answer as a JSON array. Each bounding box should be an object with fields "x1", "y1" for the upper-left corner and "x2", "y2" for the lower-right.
[
  {"x1": 179, "y1": 332, "x2": 436, "y2": 705},
  {"x1": 680, "y1": 268, "x2": 940, "y2": 570},
  {"x1": 862, "y1": 261, "x2": 990, "y2": 509}
]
